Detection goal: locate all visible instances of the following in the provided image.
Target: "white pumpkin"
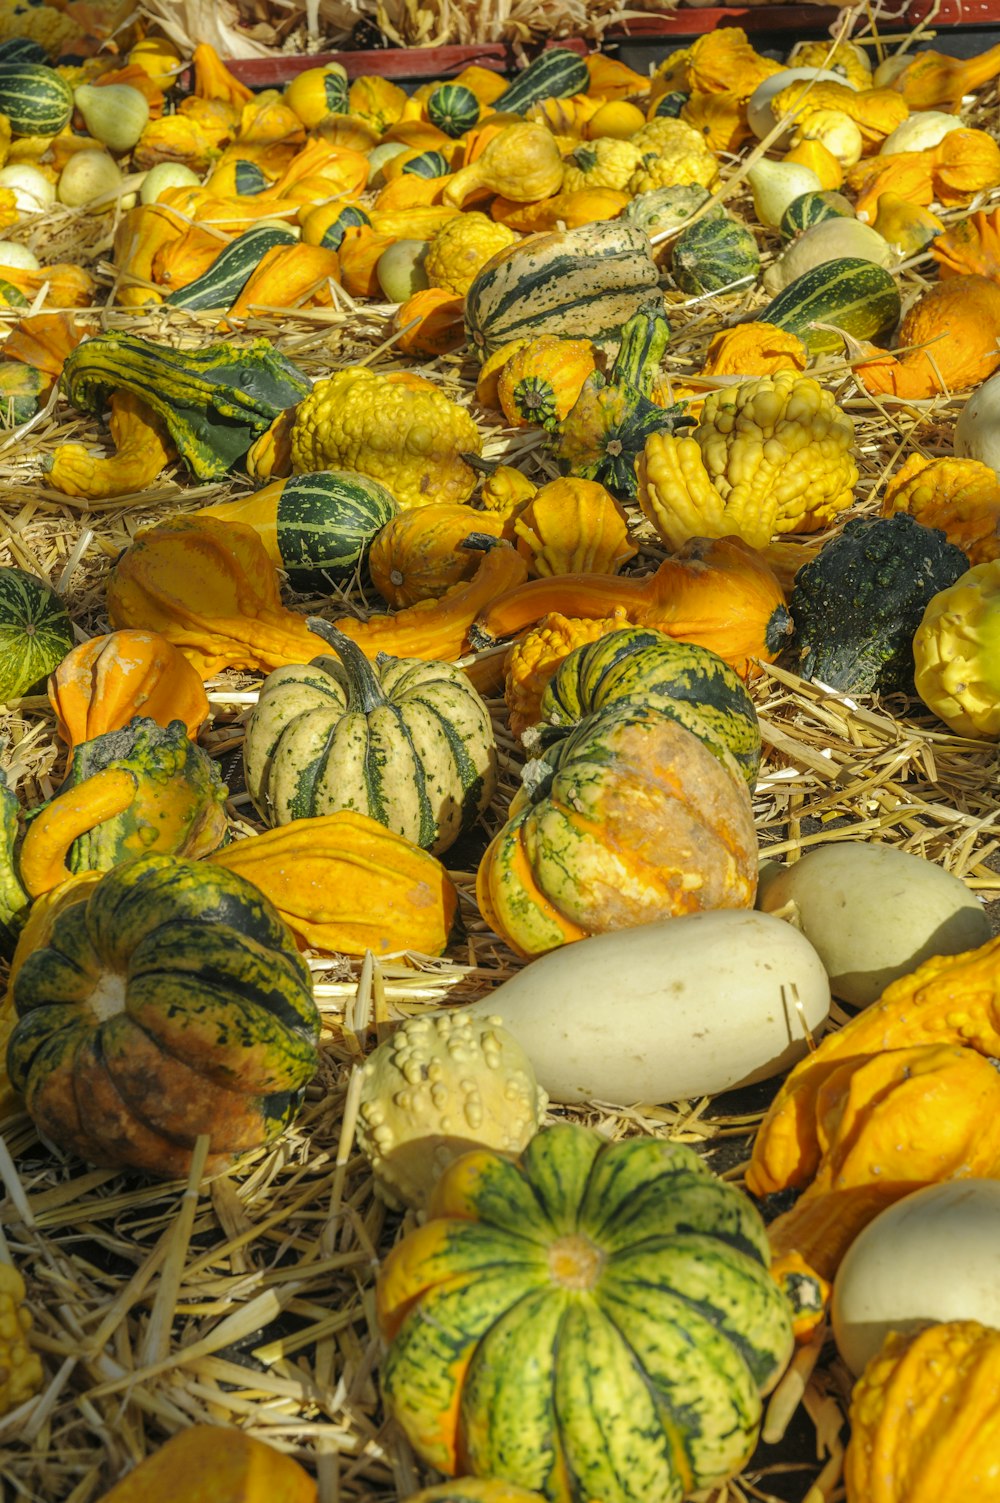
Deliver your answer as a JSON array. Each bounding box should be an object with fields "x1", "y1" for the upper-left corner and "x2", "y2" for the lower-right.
[
  {"x1": 757, "y1": 842, "x2": 991, "y2": 1006},
  {"x1": 460, "y1": 909, "x2": 830, "y2": 1106},
  {"x1": 955, "y1": 370, "x2": 1000, "y2": 477},
  {"x1": 832, "y1": 1180, "x2": 1000, "y2": 1375}
]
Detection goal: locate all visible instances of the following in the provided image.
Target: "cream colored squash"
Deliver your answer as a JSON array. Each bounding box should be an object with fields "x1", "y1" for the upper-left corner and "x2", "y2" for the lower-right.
[
  {"x1": 832, "y1": 1180, "x2": 1000, "y2": 1375},
  {"x1": 461, "y1": 909, "x2": 830, "y2": 1106},
  {"x1": 955, "y1": 370, "x2": 1000, "y2": 477},
  {"x1": 879, "y1": 110, "x2": 966, "y2": 155},
  {"x1": 763, "y1": 217, "x2": 895, "y2": 293},
  {"x1": 757, "y1": 842, "x2": 991, "y2": 1006}
]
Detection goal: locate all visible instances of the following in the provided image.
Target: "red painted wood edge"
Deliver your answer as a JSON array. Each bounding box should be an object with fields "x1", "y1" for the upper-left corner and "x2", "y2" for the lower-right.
[{"x1": 199, "y1": 1, "x2": 1000, "y2": 90}]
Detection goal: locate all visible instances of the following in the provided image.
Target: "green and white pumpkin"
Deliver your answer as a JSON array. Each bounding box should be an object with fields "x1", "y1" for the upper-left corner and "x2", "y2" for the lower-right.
[
  {"x1": 243, "y1": 619, "x2": 497, "y2": 855},
  {"x1": 378, "y1": 1123, "x2": 794, "y2": 1501},
  {"x1": 427, "y1": 83, "x2": 480, "y2": 137},
  {"x1": 0, "y1": 63, "x2": 74, "y2": 136},
  {"x1": 0, "y1": 567, "x2": 74, "y2": 704}
]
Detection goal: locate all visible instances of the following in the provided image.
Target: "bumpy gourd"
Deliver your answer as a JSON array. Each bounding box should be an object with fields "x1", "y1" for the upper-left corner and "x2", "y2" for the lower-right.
[
  {"x1": 356, "y1": 1013, "x2": 547, "y2": 1208},
  {"x1": 881, "y1": 454, "x2": 1000, "y2": 565},
  {"x1": 503, "y1": 612, "x2": 631, "y2": 739},
  {"x1": 423, "y1": 213, "x2": 519, "y2": 296},
  {"x1": 845, "y1": 1321, "x2": 1000, "y2": 1503},
  {"x1": 0, "y1": 1263, "x2": 43, "y2": 1416},
  {"x1": 913, "y1": 560, "x2": 1000, "y2": 736}
]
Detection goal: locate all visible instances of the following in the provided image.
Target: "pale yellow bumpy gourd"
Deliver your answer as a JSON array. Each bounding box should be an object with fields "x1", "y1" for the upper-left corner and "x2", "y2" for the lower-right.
[
  {"x1": 637, "y1": 372, "x2": 858, "y2": 551},
  {"x1": 355, "y1": 1013, "x2": 547, "y2": 1208},
  {"x1": 0, "y1": 1264, "x2": 43, "y2": 1416}
]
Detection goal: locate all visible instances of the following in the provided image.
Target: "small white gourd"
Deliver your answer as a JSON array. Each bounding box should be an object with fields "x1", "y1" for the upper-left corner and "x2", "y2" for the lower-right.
[
  {"x1": 376, "y1": 238, "x2": 430, "y2": 302},
  {"x1": 0, "y1": 241, "x2": 39, "y2": 271},
  {"x1": 366, "y1": 141, "x2": 409, "y2": 186},
  {"x1": 747, "y1": 159, "x2": 822, "y2": 230},
  {"x1": 74, "y1": 84, "x2": 150, "y2": 154},
  {"x1": 139, "y1": 162, "x2": 200, "y2": 205},
  {"x1": 763, "y1": 217, "x2": 895, "y2": 294},
  {"x1": 0, "y1": 164, "x2": 54, "y2": 213},
  {"x1": 955, "y1": 370, "x2": 1000, "y2": 477},
  {"x1": 57, "y1": 149, "x2": 123, "y2": 208},
  {"x1": 879, "y1": 110, "x2": 965, "y2": 155}
]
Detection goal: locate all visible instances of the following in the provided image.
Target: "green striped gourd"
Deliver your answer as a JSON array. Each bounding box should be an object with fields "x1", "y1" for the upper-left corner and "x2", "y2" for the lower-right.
[
  {"x1": 165, "y1": 224, "x2": 298, "y2": 311},
  {"x1": 378, "y1": 1123, "x2": 794, "y2": 1500},
  {"x1": 492, "y1": 47, "x2": 589, "y2": 115},
  {"x1": 6, "y1": 852, "x2": 320, "y2": 1177},
  {"x1": 761, "y1": 256, "x2": 901, "y2": 355},
  {"x1": 0, "y1": 38, "x2": 47, "y2": 65},
  {"x1": 242, "y1": 619, "x2": 497, "y2": 856},
  {"x1": 534, "y1": 626, "x2": 762, "y2": 785},
  {"x1": 401, "y1": 148, "x2": 450, "y2": 179},
  {"x1": 0, "y1": 567, "x2": 73, "y2": 703},
  {"x1": 233, "y1": 159, "x2": 270, "y2": 195},
  {"x1": 653, "y1": 90, "x2": 688, "y2": 118},
  {"x1": 464, "y1": 221, "x2": 661, "y2": 362},
  {"x1": 0, "y1": 770, "x2": 29, "y2": 959},
  {"x1": 427, "y1": 83, "x2": 480, "y2": 137},
  {"x1": 779, "y1": 189, "x2": 855, "y2": 244},
  {"x1": 0, "y1": 63, "x2": 73, "y2": 135},
  {"x1": 671, "y1": 213, "x2": 760, "y2": 296},
  {"x1": 60, "y1": 333, "x2": 310, "y2": 480},
  {"x1": 313, "y1": 202, "x2": 370, "y2": 251},
  {"x1": 194, "y1": 470, "x2": 399, "y2": 587}
]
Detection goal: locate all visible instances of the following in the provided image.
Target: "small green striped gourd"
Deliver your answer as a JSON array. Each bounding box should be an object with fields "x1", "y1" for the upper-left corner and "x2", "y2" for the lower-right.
[
  {"x1": 243, "y1": 619, "x2": 497, "y2": 856},
  {"x1": 535, "y1": 626, "x2": 762, "y2": 785},
  {"x1": 0, "y1": 567, "x2": 74, "y2": 704},
  {"x1": 401, "y1": 148, "x2": 450, "y2": 179},
  {"x1": 492, "y1": 47, "x2": 589, "y2": 115},
  {"x1": 194, "y1": 471, "x2": 399, "y2": 587},
  {"x1": 653, "y1": 90, "x2": 689, "y2": 118},
  {"x1": 378, "y1": 1123, "x2": 794, "y2": 1500},
  {"x1": 6, "y1": 852, "x2": 320, "y2": 1178},
  {"x1": 233, "y1": 159, "x2": 270, "y2": 195},
  {"x1": 464, "y1": 221, "x2": 661, "y2": 362},
  {"x1": 0, "y1": 38, "x2": 48, "y2": 65},
  {"x1": 762, "y1": 256, "x2": 901, "y2": 355},
  {"x1": 0, "y1": 63, "x2": 73, "y2": 135},
  {"x1": 671, "y1": 213, "x2": 760, "y2": 296},
  {"x1": 779, "y1": 189, "x2": 855, "y2": 244},
  {"x1": 164, "y1": 224, "x2": 298, "y2": 311},
  {"x1": 313, "y1": 202, "x2": 370, "y2": 251},
  {"x1": 426, "y1": 83, "x2": 480, "y2": 138}
]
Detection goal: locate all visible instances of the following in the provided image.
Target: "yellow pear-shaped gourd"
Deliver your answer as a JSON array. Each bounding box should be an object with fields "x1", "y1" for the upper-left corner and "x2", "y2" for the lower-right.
[{"x1": 443, "y1": 123, "x2": 564, "y2": 208}]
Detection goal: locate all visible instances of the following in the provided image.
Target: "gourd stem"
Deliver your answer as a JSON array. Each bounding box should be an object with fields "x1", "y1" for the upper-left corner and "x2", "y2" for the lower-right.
[{"x1": 306, "y1": 616, "x2": 386, "y2": 712}]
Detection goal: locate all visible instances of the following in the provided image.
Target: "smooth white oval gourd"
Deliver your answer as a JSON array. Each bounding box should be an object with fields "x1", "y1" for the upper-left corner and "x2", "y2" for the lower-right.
[
  {"x1": 955, "y1": 370, "x2": 1000, "y2": 477},
  {"x1": 879, "y1": 110, "x2": 965, "y2": 155},
  {"x1": 461, "y1": 909, "x2": 830, "y2": 1105},
  {"x1": 757, "y1": 842, "x2": 990, "y2": 1006},
  {"x1": 832, "y1": 1180, "x2": 1000, "y2": 1375},
  {"x1": 747, "y1": 68, "x2": 854, "y2": 141},
  {"x1": 747, "y1": 159, "x2": 822, "y2": 230}
]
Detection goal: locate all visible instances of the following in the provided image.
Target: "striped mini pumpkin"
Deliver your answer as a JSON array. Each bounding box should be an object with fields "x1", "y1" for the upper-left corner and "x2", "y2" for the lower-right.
[
  {"x1": 0, "y1": 567, "x2": 74, "y2": 704},
  {"x1": 242, "y1": 620, "x2": 497, "y2": 856},
  {"x1": 427, "y1": 82, "x2": 480, "y2": 137}
]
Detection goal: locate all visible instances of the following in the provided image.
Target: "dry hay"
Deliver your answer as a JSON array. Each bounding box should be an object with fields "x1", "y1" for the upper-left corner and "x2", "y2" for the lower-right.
[{"x1": 3, "y1": 36, "x2": 1000, "y2": 1503}]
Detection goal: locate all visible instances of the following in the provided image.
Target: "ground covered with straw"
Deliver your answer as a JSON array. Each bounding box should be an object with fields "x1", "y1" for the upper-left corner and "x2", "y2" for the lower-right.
[{"x1": 3, "y1": 30, "x2": 1000, "y2": 1503}]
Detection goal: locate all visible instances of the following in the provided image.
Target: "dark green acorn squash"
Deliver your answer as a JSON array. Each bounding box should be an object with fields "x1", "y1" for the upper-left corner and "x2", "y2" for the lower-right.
[
  {"x1": 0, "y1": 566, "x2": 74, "y2": 704},
  {"x1": 378, "y1": 1123, "x2": 794, "y2": 1499},
  {"x1": 5, "y1": 852, "x2": 320, "y2": 1177},
  {"x1": 789, "y1": 513, "x2": 969, "y2": 696},
  {"x1": 671, "y1": 213, "x2": 760, "y2": 296},
  {"x1": 60, "y1": 332, "x2": 310, "y2": 481},
  {"x1": 242, "y1": 619, "x2": 496, "y2": 856},
  {"x1": 532, "y1": 625, "x2": 762, "y2": 785}
]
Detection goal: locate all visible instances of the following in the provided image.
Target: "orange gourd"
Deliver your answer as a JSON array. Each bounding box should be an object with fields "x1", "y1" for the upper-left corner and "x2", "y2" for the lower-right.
[
  {"x1": 930, "y1": 207, "x2": 1000, "y2": 281},
  {"x1": 856, "y1": 275, "x2": 1000, "y2": 399},
  {"x1": 393, "y1": 288, "x2": 466, "y2": 356},
  {"x1": 48, "y1": 391, "x2": 176, "y2": 501},
  {"x1": 496, "y1": 336, "x2": 597, "y2": 430},
  {"x1": 489, "y1": 188, "x2": 629, "y2": 232},
  {"x1": 747, "y1": 932, "x2": 1000, "y2": 1199},
  {"x1": 881, "y1": 453, "x2": 1000, "y2": 564},
  {"x1": 472, "y1": 535, "x2": 791, "y2": 678},
  {"x1": 48, "y1": 630, "x2": 210, "y2": 755},
  {"x1": 510, "y1": 478, "x2": 637, "y2": 577},
  {"x1": 504, "y1": 611, "x2": 630, "y2": 738},
  {"x1": 368, "y1": 506, "x2": 506, "y2": 608}
]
